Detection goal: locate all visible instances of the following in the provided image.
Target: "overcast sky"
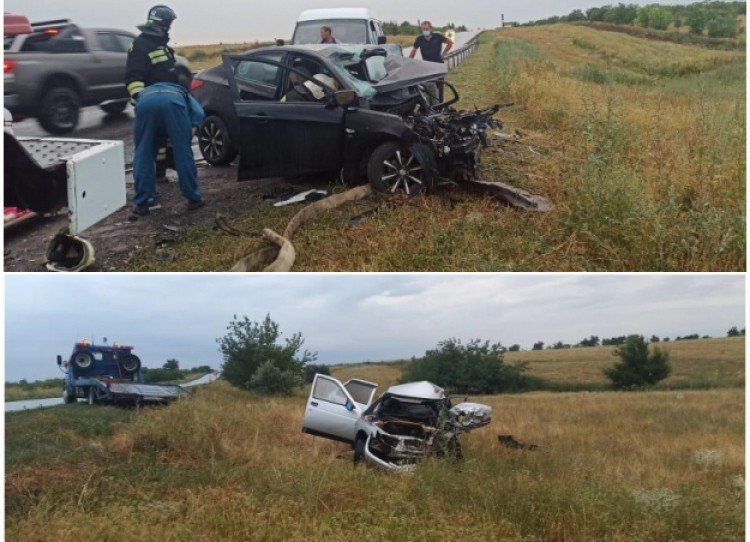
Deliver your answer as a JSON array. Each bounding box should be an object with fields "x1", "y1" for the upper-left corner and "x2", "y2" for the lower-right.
[
  {"x1": 7, "y1": 0, "x2": 701, "y2": 44},
  {"x1": 5, "y1": 274, "x2": 744, "y2": 382}
]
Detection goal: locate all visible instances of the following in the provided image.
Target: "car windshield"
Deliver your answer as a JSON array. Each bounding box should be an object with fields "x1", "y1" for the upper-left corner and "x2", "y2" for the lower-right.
[
  {"x1": 294, "y1": 20, "x2": 368, "y2": 44},
  {"x1": 322, "y1": 45, "x2": 387, "y2": 98}
]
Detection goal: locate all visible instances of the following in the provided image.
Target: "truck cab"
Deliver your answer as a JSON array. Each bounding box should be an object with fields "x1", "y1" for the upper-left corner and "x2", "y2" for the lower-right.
[{"x1": 291, "y1": 8, "x2": 391, "y2": 48}]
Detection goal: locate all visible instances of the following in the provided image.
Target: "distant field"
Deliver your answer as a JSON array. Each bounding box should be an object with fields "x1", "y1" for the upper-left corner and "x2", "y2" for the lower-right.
[
  {"x1": 131, "y1": 23, "x2": 745, "y2": 272},
  {"x1": 6, "y1": 383, "x2": 743, "y2": 540}
]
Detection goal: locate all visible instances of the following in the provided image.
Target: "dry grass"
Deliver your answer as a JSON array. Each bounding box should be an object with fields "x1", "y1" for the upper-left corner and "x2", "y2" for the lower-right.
[
  {"x1": 129, "y1": 24, "x2": 744, "y2": 272},
  {"x1": 6, "y1": 381, "x2": 743, "y2": 541},
  {"x1": 175, "y1": 41, "x2": 272, "y2": 70}
]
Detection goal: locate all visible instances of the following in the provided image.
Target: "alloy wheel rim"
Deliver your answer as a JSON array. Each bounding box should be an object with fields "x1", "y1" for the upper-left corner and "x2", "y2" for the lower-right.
[
  {"x1": 382, "y1": 150, "x2": 423, "y2": 195},
  {"x1": 200, "y1": 122, "x2": 224, "y2": 161}
]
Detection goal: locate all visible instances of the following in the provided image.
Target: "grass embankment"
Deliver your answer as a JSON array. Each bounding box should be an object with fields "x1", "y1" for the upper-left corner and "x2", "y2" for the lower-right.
[
  {"x1": 131, "y1": 23, "x2": 744, "y2": 272},
  {"x1": 6, "y1": 382, "x2": 743, "y2": 540},
  {"x1": 5, "y1": 371, "x2": 213, "y2": 402}
]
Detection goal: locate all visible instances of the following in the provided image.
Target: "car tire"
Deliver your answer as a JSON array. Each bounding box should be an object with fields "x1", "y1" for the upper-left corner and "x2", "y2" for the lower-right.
[
  {"x1": 38, "y1": 86, "x2": 80, "y2": 134},
  {"x1": 100, "y1": 101, "x2": 128, "y2": 115},
  {"x1": 176, "y1": 67, "x2": 193, "y2": 90},
  {"x1": 72, "y1": 351, "x2": 94, "y2": 370},
  {"x1": 119, "y1": 354, "x2": 141, "y2": 374},
  {"x1": 198, "y1": 115, "x2": 237, "y2": 166},
  {"x1": 353, "y1": 435, "x2": 366, "y2": 466},
  {"x1": 367, "y1": 142, "x2": 435, "y2": 195}
]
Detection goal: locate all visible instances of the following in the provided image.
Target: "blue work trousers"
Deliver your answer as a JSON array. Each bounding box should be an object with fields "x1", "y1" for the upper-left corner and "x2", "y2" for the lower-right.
[{"x1": 132, "y1": 83, "x2": 200, "y2": 206}]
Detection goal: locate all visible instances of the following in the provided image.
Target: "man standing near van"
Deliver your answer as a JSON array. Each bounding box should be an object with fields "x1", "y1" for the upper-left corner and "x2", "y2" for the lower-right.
[
  {"x1": 320, "y1": 26, "x2": 337, "y2": 44},
  {"x1": 409, "y1": 21, "x2": 453, "y2": 102}
]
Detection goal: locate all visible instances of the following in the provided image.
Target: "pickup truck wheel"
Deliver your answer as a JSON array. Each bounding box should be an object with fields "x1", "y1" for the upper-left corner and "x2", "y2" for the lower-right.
[
  {"x1": 367, "y1": 142, "x2": 434, "y2": 195},
  {"x1": 72, "y1": 351, "x2": 94, "y2": 370},
  {"x1": 38, "y1": 86, "x2": 80, "y2": 134},
  {"x1": 198, "y1": 115, "x2": 237, "y2": 166},
  {"x1": 100, "y1": 101, "x2": 128, "y2": 115},
  {"x1": 119, "y1": 354, "x2": 141, "y2": 374},
  {"x1": 353, "y1": 435, "x2": 366, "y2": 466}
]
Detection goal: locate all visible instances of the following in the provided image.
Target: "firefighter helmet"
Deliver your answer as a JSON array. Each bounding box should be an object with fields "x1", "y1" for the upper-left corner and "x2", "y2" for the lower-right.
[{"x1": 147, "y1": 5, "x2": 177, "y2": 28}]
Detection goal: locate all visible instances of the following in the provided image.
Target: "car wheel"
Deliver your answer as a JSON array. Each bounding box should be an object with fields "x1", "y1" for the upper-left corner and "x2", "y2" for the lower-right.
[
  {"x1": 367, "y1": 142, "x2": 434, "y2": 195},
  {"x1": 38, "y1": 86, "x2": 80, "y2": 134},
  {"x1": 176, "y1": 68, "x2": 193, "y2": 90},
  {"x1": 72, "y1": 351, "x2": 94, "y2": 370},
  {"x1": 119, "y1": 354, "x2": 141, "y2": 374},
  {"x1": 198, "y1": 115, "x2": 237, "y2": 166},
  {"x1": 353, "y1": 435, "x2": 366, "y2": 466},
  {"x1": 100, "y1": 101, "x2": 128, "y2": 115}
]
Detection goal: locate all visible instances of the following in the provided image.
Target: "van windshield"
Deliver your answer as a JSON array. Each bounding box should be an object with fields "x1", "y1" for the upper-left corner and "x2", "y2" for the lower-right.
[{"x1": 293, "y1": 20, "x2": 368, "y2": 44}]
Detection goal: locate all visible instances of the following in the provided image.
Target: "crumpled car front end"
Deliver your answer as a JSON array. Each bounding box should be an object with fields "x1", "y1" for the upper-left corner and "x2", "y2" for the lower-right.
[{"x1": 357, "y1": 390, "x2": 492, "y2": 472}]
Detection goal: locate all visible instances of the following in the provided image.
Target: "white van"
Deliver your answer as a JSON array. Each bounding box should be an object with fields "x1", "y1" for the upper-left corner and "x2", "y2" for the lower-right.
[{"x1": 291, "y1": 8, "x2": 388, "y2": 46}]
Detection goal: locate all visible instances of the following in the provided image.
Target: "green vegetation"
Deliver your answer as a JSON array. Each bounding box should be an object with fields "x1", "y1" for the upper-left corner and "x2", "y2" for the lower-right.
[
  {"x1": 218, "y1": 314, "x2": 315, "y2": 395},
  {"x1": 5, "y1": 378, "x2": 64, "y2": 401},
  {"x1": 401, "y1": 339, "x2": 536, "y2": 393},
  {"x1": 6, "y1": 382, "x2": 743, "y2": 540},
  {"x1": 604, "y1": 335, "x2": 671, "y2": 388},
  {"x1": 381, "y1": 21, "x2": 468, "y2": 36}
]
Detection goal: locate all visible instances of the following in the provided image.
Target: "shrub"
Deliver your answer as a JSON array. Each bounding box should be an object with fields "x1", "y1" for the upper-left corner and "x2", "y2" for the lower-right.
[
  {"x1": 401, "y1": 338, "x2": 533, "y2": 394},
  {"x1": 604, "y1": 335, "x2": 670, "y2": 389},
  {"x1": 141, "y1": 367, "x2": 182, "y2": 383},
  {"x1": 727, "y1": 326, "x2": 741, "y2": 337},
  {"x1": 686, "y1": 8, "x2": 707, "y2": 34},
  {"x1": 706, "y1": 15, "x2": 739, "y2": 38},
  {"x1": 163, "y1": 359, "x2": 179, "y2": 370},
  {"x1": 532, "y1": 341, "x2": 544, "y2": 350},
  {"x1": 508, "y1": 344, "x2": 521, "y2": 352},
  {"x1": 303, "y1": 363, "x2": 331, "y2": 383},
  {"x1": 217, "y1": 314, "x2": 315, "y2": 395}
]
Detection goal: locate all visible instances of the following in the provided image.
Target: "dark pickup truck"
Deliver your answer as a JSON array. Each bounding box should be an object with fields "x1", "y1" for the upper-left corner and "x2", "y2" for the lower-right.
[{"x1": 4, "y1": 19, "x2": 192, "y2": 133}]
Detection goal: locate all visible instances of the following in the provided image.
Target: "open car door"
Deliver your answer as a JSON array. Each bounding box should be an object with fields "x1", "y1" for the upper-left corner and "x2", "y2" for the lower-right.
[
  {"x1": 342, "y1": 379, "x2": 377, "y2": 409},
  {"x1": 302, "y1": 374, "x2": 375, "y2": 444},
  {"x1": 223, "y1": 54, "x2": 346, "y2": 181}
]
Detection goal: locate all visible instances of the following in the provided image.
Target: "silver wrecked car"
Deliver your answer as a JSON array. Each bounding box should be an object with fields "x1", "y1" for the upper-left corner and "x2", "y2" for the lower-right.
[{"x1": 302, "y1": 375, "x2": 492, "y2": 472}]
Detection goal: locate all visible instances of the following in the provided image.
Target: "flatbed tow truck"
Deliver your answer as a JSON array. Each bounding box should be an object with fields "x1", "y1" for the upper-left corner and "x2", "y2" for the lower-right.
[{"x1": 57, "y1": 340, "x2": 187, "y2": 406}]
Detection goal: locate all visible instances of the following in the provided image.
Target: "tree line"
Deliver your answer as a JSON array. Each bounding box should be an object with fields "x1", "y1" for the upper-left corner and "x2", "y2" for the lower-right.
[
  {"x1": 216, "y1": 315, "x2": 745, "y2": 397},
  {"x1": 522, "y1": 1, "x2": 745, "y2": 38}
]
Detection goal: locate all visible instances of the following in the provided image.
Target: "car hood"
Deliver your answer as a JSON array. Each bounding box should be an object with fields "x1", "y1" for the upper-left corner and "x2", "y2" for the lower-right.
[
  {"x1": 385, "y1": 381, "x2": 445, "y2": 400},
  {"x1": 373, "y1": 55, "x2": 447, "y2": 93}
]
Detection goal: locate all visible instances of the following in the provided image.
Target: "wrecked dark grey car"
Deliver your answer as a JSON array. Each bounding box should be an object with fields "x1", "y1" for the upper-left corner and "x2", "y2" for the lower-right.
[
  {"x1": 302, "y1": 375, "x2": 492, "y2": 472},
  {"x1": 192, "y1": 44, "x2": 501, "y2": 194}
]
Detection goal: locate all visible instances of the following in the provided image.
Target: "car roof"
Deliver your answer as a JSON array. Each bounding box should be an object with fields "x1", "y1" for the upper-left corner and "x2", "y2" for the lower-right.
[
  {"x1": 297, "y1": 8, "x2": 375, "y2": 22},
  {"x1": 385, "y1": 381, "x2": 445, "y2": 400}
]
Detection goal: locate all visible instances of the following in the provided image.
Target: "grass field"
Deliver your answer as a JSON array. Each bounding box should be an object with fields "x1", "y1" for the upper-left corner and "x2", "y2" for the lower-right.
[
  {"x1": 6, "y1": 381, "x2": 743, "y2": 541},
  {"x1": 129, "y1": 23, "x2": 744, "y2": 272}
]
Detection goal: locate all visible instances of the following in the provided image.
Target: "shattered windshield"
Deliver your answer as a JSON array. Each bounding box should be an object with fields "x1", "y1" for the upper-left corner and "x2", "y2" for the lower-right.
[{"x1": 324, "y1": 46, "x2": 381, "y2": 98}]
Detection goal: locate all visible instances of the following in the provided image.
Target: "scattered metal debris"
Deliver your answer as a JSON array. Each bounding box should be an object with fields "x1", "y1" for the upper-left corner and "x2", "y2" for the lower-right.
[
  {"x1": 498, "y1": 434, "x2": 539, "y2": 451},
  {"x1": 273, "y1": 189, "x2": 329, "y2": 207}
]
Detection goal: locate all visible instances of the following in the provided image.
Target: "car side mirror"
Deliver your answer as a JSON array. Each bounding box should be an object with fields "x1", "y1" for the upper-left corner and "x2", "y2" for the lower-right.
[
  {"x1": 345, "y1": 400, "x2": 355, "y2": 412},
  {"x1": 57, "y1": 355, "x2": 62, "y2": 366},
  {"x1": 275, "y1": 38, "x2": 285, "y2": 46},
  {"x1": 377, "y1": 36, "x2": 387, "y2": 45},
  {"x1": 332, "y1": 89, "x2": 357, "y2": 107}
]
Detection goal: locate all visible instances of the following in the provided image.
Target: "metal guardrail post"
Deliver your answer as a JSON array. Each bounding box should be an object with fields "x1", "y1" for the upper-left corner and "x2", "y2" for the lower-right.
[{"x1": 444, "y1": 31, "x2": 483, "y2": 71}]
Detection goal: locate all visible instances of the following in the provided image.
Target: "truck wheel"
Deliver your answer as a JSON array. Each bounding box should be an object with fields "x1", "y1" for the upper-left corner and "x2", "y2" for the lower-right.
[
  {"x1": 367, "y1": 142, "x2": 435, "y2": 195},
  {"x1": 198, "y1": 115, "x2": 237, "y2": 166},
  {"x1": 63, "y1": 387, "x2": 77, "y2": 404},
  {"x1": 353, "y1": 435, "x2": 366, "y2": 466},
  {"x1": 72, "y1": 351, "x2": 94, "y2": 369},
  {"x1": 87, "y1": 387, "x2": 96, "y2": 406},
  {"x1": 38, "y1": 86, "x2": 80, "y2": 134},
  {"x1": 120, "y1": 354, "x2": 141, "y2": 374},
  {"x1": 100, "y1": 101, "x2": 127, "y2": 115}
]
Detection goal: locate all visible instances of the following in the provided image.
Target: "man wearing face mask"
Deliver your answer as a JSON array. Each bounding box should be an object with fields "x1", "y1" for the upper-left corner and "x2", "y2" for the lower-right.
[
  {"x1": 125, "y1": 5, "x2": 205, "y2": 218},
  {"x1": 409, "y1": 21, "x2": 453, "y2": 103}
]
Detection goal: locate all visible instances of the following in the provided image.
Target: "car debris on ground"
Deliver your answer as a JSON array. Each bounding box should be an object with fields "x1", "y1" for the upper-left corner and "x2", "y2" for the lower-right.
[{"x1": 302, "y1": 375, "x2": 492, "y2": 473}]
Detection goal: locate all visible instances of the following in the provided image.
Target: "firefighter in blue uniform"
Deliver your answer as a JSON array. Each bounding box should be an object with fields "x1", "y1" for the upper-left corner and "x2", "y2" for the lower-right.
[{"x1": 125, "y1": 5, "x2": 205, "y2": 217}]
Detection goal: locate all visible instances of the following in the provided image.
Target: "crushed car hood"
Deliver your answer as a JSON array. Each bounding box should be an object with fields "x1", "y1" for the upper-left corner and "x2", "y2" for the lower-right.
[
  {"x1": 373, "y1": 55, "x2": 447, "y2": 93},
  {"x1": 385, "y1": 381, "x2": 446, "y2": 400}
]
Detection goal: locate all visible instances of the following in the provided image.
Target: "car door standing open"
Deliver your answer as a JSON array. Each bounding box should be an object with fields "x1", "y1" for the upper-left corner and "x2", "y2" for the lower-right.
[{"x1": 302, "y1": 374, "x2": 377, "y2": 443}]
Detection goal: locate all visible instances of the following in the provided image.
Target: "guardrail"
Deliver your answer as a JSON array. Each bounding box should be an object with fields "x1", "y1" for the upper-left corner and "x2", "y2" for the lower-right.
[{"x1": 444, "y1": 32, "x2": 482, "y2": 70}]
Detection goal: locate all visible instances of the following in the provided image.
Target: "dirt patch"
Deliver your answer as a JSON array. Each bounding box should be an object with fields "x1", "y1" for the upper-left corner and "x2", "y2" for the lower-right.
[{"x1": 3, "y1": 165, "x2": 299, "y2": 272}]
